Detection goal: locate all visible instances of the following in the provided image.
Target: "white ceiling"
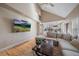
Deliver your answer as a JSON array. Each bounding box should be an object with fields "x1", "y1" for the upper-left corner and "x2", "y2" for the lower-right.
[
  {"x1": 4, "y1": 3, "x2": 79, "y2": 22},
  {"x1": 40, "y1": 3, "x2": 78, "y2": 18}
]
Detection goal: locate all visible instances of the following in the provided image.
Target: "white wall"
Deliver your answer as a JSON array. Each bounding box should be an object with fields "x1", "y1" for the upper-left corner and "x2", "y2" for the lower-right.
[
  {"x1": 0, "y1": 4, "x2": 38, "y2": 51},
  {"x1": 66, "y1": 5, "x2": 79, "y2": 36}
]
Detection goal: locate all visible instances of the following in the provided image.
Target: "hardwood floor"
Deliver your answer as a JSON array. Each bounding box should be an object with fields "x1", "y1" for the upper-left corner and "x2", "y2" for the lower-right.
[{"x1": 0, "y1": 37, "x2": 36, "y2": 56}]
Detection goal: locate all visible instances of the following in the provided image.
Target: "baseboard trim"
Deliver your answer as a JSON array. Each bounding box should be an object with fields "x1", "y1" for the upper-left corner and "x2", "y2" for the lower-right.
[{"x1": 0, "y1": 37, "x2": 35, "y2": 51}]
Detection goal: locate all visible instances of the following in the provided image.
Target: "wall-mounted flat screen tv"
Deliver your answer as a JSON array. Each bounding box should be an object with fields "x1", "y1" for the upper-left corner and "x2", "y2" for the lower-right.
[{"x1": 13, "y1": 19, "x2": 31, "y2": 32}]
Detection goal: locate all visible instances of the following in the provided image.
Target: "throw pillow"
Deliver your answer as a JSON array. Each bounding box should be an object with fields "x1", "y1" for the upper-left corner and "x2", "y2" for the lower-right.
[{"x1": 70, "y1": 39, "x2": 79, "y2": 50}]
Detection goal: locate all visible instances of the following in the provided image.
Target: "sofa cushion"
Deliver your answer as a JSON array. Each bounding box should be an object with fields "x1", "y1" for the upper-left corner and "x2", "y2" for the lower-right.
[
  {"x1": 57, "y1": 34, "x2": 63, "y2": 38},
  {"x1": 47, "y1": 32, "x2": 56, "y2": 38},
  {"x1": 62, "y1": 50, "x2": 79, "y2": 56},
  {"x1": 58, "y1": 39, "x2": 78, "y2": 51},
  {"x1": 70, "y1": 39, "x2": 79, "y2": 50},
  {"x1": 62, "y1": 34, "x2": 72, "y2": 41}
]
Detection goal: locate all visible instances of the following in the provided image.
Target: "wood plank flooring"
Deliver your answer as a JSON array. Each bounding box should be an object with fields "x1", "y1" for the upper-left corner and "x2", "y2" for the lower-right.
[{"x1": 0, "y1": 37, "x2": 36, "y2": 56}]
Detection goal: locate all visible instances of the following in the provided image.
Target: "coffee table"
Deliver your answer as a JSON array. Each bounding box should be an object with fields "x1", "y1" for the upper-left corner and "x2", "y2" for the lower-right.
[{"x1": 32, "y1": 39, "x2": 63, "y2": 56}]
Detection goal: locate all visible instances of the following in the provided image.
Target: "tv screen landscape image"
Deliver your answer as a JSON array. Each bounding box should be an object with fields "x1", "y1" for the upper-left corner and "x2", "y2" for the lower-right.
[{"x1": 13, "y1": 19, "x2": 31, "y2": 32}]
